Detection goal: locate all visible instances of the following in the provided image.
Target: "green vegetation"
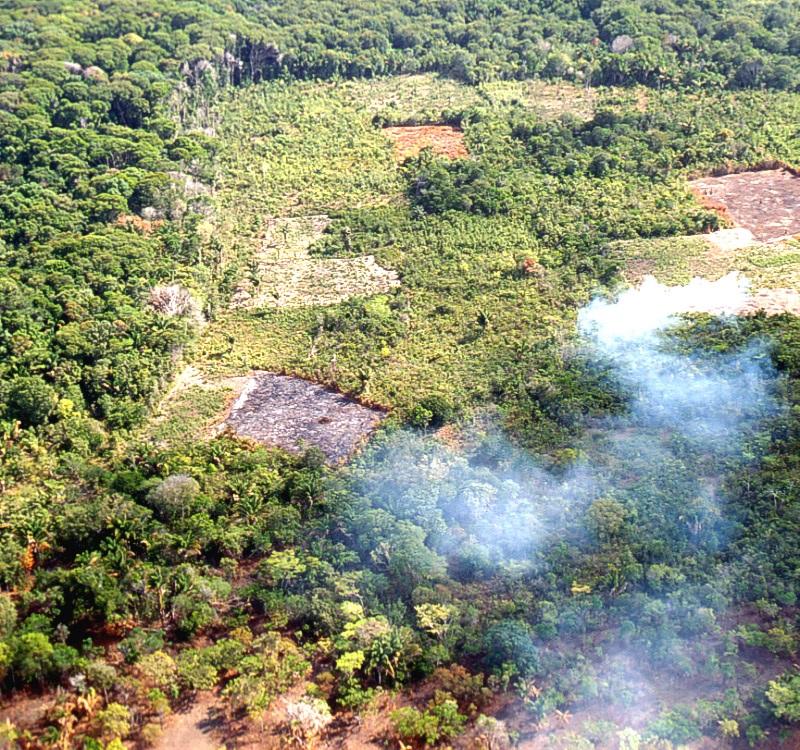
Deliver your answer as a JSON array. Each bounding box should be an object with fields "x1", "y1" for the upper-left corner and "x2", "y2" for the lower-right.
[
  {"x1": 4, "y1": 1, "x2": 800, "y2": 749},
  {"x1": 6, "y1": 0, "x2": 800, "y2": 92}
]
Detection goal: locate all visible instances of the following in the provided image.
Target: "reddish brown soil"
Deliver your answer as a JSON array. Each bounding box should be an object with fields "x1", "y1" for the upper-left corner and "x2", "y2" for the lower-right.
[
  {"x1": 690, "y1": 188, "x2": 737, "y2": 227},
  {"x1": 116, "y1": 213, "x2": 164, "y2": 234},
  {"x1": 154, "y1": 692, "x2": 220, "y2": 750},
  {"x1": 735, "y1": 288, "x2": 800, "y2": 317},
  {"x1": 689, "y1": 169, "x2": 800, "y2": 241},
  {"x1": 383, "y1": 125, "x2": 468, "y2": 160}
]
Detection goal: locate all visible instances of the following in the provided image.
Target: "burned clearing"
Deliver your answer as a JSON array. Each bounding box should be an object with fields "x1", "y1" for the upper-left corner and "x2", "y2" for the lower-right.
[
  {"x1": 383, "y1": 125, "x2": 468, "y2": 160},
  {"x1": 230, "y1": 215, "x2": 400, "y2": 309},
  {"x1": 690, "y1": 168, "x2": 800, "y2": 241},
  {"x1": 223, "y1": 372, "x2": 387, "y2": 463}
]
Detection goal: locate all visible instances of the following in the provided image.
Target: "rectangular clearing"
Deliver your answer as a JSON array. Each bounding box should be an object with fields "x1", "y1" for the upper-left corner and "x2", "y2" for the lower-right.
[
  {"x1": 223, "y1": 372, "x2": 387, "y2": 463},
  {"x1": 690, "y1": 168, "x2": 800, "y2": 241}
]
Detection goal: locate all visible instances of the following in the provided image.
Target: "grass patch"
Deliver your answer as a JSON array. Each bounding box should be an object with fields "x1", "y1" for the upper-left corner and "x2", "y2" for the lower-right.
[
  {"x1": 610, "y1": 235, "x2": 709, "y2": 286},
  {"x1": 150, "y1": 384, "x2": 232, "y2": 446},
  {"x1": 349, "y1": 73, "x2": 600, "y2": 125},
  {"x1": 613, "y1": 233, "x2": 800, "y2": 294}
]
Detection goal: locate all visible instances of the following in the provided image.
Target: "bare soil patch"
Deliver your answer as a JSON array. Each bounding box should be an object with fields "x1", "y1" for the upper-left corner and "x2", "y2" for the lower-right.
[
  {"x1": 230, "y1": 215, "x2": 400, "y2": 309},
  {"x1": 703, "y1": 227, "x2": 758, "y2": 255},
  {"x1": 0, "y1": 692, "x2": 54, "y2": 734},
  {"x1": 223, "y1": 372, "x2": 387, "y2": 463},
  {"x1": 154, "y1": 692, "x2": 221, "y2": 750},
  {"x1": 383, "y1": 125, "x2": 468, "y2": 160},
  {"x1": 734, "y1": 287, "x2": 800, "y2": 316},
  {"x1": 690, "y1": 169, "x2": 800, "y2": 241}
]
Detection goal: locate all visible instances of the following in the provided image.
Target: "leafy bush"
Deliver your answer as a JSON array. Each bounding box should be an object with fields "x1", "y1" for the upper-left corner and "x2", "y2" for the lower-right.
[
  {"x1": 766, "y1": 671, "x2": 800, "y2": 722},
  {"x1": 118, "y1": 628, "x2": 165, "y2": 664},
  {"x1": 391, "y1": 699, "x2": 467, "y2": 745},
  {"x1": 432, "y1": 665, "x2": 491, "y2": 713},
  {"x1": 646, "y1": 708, "x2": 702, "y2": 745},
  {"x1": 484, "y1": 620, "x2": 540, "y2": 677},
  {"x1": 414, "y1": 395, "x2": 456, "y2": 429}
]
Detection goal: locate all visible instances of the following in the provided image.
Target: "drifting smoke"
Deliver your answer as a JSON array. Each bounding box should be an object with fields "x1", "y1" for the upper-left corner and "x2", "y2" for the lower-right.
[
  {"x1": 353, "y1": 273, "x2": 777, "y2": 562},
  {"x1": 578, "y1": 272, "x2": 750, "y2": 346},
  {"x1": 346, "y1": 274, "x2": 781, "y2": 736},
  {"x1": 580, "y1": 272, "x2": 775, "y2": 446}
]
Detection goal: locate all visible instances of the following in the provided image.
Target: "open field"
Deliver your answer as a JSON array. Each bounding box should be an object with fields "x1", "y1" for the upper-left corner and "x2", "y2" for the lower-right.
[
  {"x1": 383, "y1": 125, "x2": 468, "y2": 160},
  {"x1": 690, "y1": 168, "x2": 800, "y2": 241},
  {"x1": 612, "y1": 232, "x2": 800, "y2": 314},
  {"x1": 614, "y1": 163, "x2": 800, "y2": 316},
  {"x1": 344, "y1": 73, "x2": 599, "y2": 123},
  {"x1": 230, "y1": 215, "x2": 400, "y2": 310}
]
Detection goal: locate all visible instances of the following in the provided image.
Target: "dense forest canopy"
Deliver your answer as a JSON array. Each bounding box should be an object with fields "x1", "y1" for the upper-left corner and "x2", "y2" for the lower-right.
[
  {"x1": 1, "y1": 0, "x2": 800, "y2": 90},
  {"x1": 3, "y1": 0, "x2": 800, "y2": 748}
]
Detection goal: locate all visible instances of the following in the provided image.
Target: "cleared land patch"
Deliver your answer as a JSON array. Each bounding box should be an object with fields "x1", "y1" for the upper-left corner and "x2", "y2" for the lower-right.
[
  {"x1": 223, "y1": 372, "x2": 387, "y2": 463},
  {"x1": 736, "y1": 287, "x2": 800, "y2": 316},
  {"x1": 230, "y1": 215, "x2": 400, "y2": 309},
  {"x1": 350, "y1": 73, "x2": 598, "y2": 123},
  {"x1": 383, "y1": 125, "x2": 468, "y2": 160},
  {"x1": 611, "y1": 231, "x2": 800, "y2": 315},
  {"x1": 146, "y1": 365, "x2": 249, "y2": 446},
  {"x1": 690, "y1": 168, "x2": 800, "y2": 241}
]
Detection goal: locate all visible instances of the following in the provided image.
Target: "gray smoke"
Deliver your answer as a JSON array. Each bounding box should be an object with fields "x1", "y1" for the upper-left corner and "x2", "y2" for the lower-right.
[
  {"x1": 352, "y1": 274, "x2": 776, "y2": 561},
  {"x1": 344, "y1": 274, "x2": 781, "y2": 738}
]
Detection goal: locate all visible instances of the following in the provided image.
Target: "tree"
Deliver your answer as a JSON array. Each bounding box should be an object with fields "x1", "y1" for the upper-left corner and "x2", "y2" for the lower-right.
[
  {"x1": 484, "y1": 620, "x2": 539, "y2": 677},
  {"x1": 146, "y1": 475, "x2": 201, "y2": 521},
  {"x1": 586, "y1": 496, "x2": 626, "y2": 542},
  {"x1": 5, "y1": 377, "x2": 57, "y2": 426},
  {"x1": 766, "y1": 672, "x2": 800, "y2": 722},
  {"x1": 0, "y1": 595, "x2": 16, "y2": 638}
]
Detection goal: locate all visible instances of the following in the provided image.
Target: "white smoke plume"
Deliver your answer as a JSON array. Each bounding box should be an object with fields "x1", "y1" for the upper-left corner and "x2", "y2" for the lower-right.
[
  {"x1": 342, "y1": 274, "x2": 782, "y2": 740},
  {"x1": 579, "y1": 273, "x2": 773, "y2": 444},
  {"x1": 578, "y1": 272, "x2": 749, "y2": 347},
  {"x1": 350, "y1": 274, "x2": 778, "y2": 564}
]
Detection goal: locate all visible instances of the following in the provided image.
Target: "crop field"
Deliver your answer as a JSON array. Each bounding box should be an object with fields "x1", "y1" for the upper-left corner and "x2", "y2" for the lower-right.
[{"x1": 150, "y1": 75, "x2": 611, "y2": 449}]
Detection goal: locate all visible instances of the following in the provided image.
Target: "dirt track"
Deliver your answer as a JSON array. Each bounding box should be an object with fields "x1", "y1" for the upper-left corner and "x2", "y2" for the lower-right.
[{"x1": 154, "y1": 694, "x2": 219, "y2": 750}]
